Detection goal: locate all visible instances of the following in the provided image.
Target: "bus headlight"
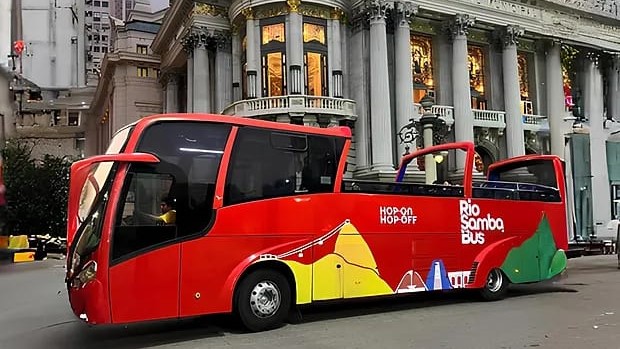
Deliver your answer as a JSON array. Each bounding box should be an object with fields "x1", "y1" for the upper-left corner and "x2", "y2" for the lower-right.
[{"x1": 72, "y1": 260, "x2": 97, "y2": 288}]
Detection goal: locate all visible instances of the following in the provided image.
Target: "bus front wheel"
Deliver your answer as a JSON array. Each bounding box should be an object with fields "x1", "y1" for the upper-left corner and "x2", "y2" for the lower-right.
[
  {"x1": 479, "y1": 268, "x2": 508, "y2": 301},
  {"x1": 235, "y1": 269, "x2": 291, "y2": 332}
]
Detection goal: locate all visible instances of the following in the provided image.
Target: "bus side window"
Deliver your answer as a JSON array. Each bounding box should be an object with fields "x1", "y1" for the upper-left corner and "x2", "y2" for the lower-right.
[
  {"x1": 224, "y1": 128, "x2": 345, "y2": 206},
  {"x1": 112, "y1": 169, "x2": 177, "y2": 261}
]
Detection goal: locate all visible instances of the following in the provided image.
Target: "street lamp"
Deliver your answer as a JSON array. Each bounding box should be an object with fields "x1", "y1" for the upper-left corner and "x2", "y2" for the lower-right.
[{"x1": 419, "y1": 95, "x2": 439, "y2": 184}]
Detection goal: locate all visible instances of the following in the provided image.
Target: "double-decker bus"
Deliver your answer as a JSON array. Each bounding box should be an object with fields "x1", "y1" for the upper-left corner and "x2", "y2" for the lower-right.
[{"x1": 65, "y1": 114, "x2": 568, "y2": 332}]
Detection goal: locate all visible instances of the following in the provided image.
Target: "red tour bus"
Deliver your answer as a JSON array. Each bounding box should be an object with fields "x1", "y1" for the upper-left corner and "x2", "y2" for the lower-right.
[{"x1": 65, "y1": 114, "x2": 568, "y2": 332}]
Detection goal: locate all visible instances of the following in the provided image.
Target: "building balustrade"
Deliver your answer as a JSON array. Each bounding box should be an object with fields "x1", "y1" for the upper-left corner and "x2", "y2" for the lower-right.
[
  {"x1": 472, "y1": 109, "x2": 507, "y2": 128},
  {"x1": 221, "y1": 95, "x2": 357, "y2": 122},
  {"x1": 522, "y1": 114, "x2": 550, "y2": 132}
]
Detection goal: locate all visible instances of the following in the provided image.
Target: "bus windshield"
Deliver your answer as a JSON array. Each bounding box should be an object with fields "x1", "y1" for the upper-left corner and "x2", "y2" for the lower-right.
[{"x1": 71, "y1": 126, "x2": 133, "y2": 266}]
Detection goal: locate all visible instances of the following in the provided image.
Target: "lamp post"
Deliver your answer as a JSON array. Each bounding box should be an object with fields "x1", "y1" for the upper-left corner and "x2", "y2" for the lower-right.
[
  {"x1": 419, "y1": 95, "x2": 438, "y2": 184},
  {"x1": 397, "y1": 94, "x2": 449, "y2": 183}
]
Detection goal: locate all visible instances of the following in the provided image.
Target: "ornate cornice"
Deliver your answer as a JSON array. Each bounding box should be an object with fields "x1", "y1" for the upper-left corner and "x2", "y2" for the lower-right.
[
  {"x1": 501, "y1": 25, "x2": 524, "y2": 48},
  {"x1": 446, "y1": 14, "x2": 475, "y2": 39},
  {"x1": 394, "y1": 1, "x2": 418, "y2": 28}
]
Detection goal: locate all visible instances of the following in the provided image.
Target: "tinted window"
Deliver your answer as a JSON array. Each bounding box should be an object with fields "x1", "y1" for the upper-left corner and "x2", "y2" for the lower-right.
[
  {"x1": 112, "y1": 121, "x2": 230, "y2": 262},
  {"x1": 490, "y1": 160, "x2": 558, "y2": 189},
  {"x1": 224, "y1": 127, "x2": 345, "y2": 205}
]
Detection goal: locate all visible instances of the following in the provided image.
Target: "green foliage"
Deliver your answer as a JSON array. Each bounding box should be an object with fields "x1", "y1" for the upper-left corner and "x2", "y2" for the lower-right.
[{"x1": 1, "y1": 140, "x2": 74, "y2": 237}]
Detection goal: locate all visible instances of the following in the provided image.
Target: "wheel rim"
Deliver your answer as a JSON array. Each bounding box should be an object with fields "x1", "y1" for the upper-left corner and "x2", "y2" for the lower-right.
[
  {"x1": 249, "y1": 280, "x2": 281, "y2": 318},
  {"x1": 486, "y1": 269, "x2": 503, "y2": 293}
]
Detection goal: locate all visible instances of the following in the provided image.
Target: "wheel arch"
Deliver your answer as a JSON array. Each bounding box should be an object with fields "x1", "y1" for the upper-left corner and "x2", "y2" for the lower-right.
[
  {"x1": 468, "y1": 236, "x2": 520, "y2": 289},
  {"x1": 232, "y1": 260, "x2": 298, "y2": 312}
]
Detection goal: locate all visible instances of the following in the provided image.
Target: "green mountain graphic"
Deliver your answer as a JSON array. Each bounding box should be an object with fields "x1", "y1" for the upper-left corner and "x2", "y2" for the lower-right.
[{"x1": 500, "y1": 214, "x2": 567, "y2": 284}]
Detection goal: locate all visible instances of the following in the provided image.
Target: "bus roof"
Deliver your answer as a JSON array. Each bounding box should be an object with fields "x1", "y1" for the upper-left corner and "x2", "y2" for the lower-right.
[{"x1": 131, "y1": 113, "x2": 352, "y2": 138}]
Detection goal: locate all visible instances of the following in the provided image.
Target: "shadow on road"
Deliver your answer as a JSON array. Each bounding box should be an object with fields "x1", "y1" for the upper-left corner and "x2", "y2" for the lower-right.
[{"x1": 27, "y1": 283, "x2": 579, "y2": 349}]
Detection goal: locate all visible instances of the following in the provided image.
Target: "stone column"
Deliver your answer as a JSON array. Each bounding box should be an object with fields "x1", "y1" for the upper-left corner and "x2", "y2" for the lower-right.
[
  {"x1": 607, "y1": 55, "x2": 619, "y2": 120},
  {"x1": 243, "y1": 8, "x2": 259, "y2": 98},
  {"x1": 193, "y1": 43, "x2": 211, "y2": 113},
  {"x1": 232, "y1": 27, "x2": 242, "y2": 102},
  {"x1": 287, "y1": 0, "x2": 304, "y2": 94},
  {"x1": 215, "y1": 31, "x2": 233, "y2": 113},
  {"x1": 545, "y1": 40, "x2": 566, "y2": 157},
  {"x1": 330, "y1": 8, "x2": 345, "y2": 97},
  {"x1": 448, "y1": 14, "x2": 475, "y2": 169},
  {"x1": 187, "y1": 55, "x2": 194, "y2": 112},
  {"x1": 368, "y1": 0, "x2": 394, "y2": 172},
  {"x1": 166, "y1": 75, "x2": 179, "y2": 113},
  {"x1": 585, "y1": 54, "x2": 612, "y2": 236},
  {"x1": 394, "y1": 2, "x2": 418, "y2": 158},
  {"x1": 349, "y1": 17, "x2": 370, "y2": 171},
  {"x1": 501, "y1": 25, "x2": 525, "y2": 157}
]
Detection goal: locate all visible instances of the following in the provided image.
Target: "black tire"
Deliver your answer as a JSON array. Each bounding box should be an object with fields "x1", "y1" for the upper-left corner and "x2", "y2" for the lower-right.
[
  {"x1": 234, "y1": 269, "x2": 291, "y2": 332},
  {"x1": 479, "y1": 268, "x2": 509, "y2": 301}
]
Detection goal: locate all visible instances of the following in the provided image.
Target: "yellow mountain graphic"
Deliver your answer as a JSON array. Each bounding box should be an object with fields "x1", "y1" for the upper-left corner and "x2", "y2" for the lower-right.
[{"x1": 282, "y1": 222, "x2": 393, "y2": 303}]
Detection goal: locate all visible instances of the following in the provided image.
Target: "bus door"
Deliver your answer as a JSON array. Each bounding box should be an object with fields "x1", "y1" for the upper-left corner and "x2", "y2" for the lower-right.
[{"x1": 108, "y1": 162, "x2": 183, "y2": 323}]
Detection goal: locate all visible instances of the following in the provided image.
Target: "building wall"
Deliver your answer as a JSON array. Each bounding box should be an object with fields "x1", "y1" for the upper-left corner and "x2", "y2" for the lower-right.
[{"x1": 21, "y1": 0, "x2": 82, "y2": 88}]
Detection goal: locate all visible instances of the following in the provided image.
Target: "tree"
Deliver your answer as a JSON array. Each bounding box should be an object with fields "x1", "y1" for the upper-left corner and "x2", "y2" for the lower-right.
[{"x1": 1, "y1": 140, "x2": 73, "y2": 237}]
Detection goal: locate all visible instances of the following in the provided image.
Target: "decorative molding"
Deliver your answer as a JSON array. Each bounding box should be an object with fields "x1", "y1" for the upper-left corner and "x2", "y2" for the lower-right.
[
  {"x1": 365, "y1": 0, "x2": 392, "y2": 23},
  {"x1": 194, "y1": 3, "x2": 228, "y2": 18},
  {"x1": 254, "y1": 4, "x2": 289, "y2": 19},
  {"x1": 411, "y1": 20, "x2": 436, "y2": 35},
  {"x1": 543, "y1": 0, "x2": 619, "y2": 21},
  {"x1": 299, "y1": 3, "x2": 332, "y2": 19},
  {"x1": 586, "y1": 50, "x2": 601, "y2": 66},
  {"x1": 446, "y1": 14, "x2": 475, "y2": 38},
  {"x1": 213, "y1": 30, "x2": 233, "y2": 51},
  {"x1": 331, "y1": 7, "x2": 345, "y2": 20},
  {"x1": 181, "y1": 27, "x2": 226, "y2": 53},
  {"x1": 394, "y1": 2, "x2": 418, "y2": 28},
  {"x1": 287, "y1": 0, "x2": 301, "y2": 13},
  {"x1": 501, "y1": 25, "x2": 524, "y2": 48},
  {"x1": 241, "y1": 7, "x2": 254, "y2": 20}
]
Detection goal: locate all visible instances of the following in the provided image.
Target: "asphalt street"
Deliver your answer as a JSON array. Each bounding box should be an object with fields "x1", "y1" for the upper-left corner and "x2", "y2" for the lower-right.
[{"x1": 0, "y1": 255, "x2": 619, "y2": 349}]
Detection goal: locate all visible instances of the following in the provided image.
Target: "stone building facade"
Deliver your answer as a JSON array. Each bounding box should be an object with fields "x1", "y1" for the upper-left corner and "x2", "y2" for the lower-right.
[
  {"x1": 90, "y1": 0, "x2": 620, "y2": 239},
  {"x1": 88, "y1": 9, "x2": 165, "y2": 156}
]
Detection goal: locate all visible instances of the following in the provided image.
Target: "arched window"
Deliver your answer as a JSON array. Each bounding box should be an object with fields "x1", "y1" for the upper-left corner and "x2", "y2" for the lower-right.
[
  {"x1": 303, "y1": 18, "x2": 328, "y2": 96},
  {"x1": 260, "y1": 18, "x2": 287, "y2": 97}
]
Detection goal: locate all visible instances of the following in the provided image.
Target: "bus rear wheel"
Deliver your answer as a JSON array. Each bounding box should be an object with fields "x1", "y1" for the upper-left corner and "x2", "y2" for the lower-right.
[
  {"x1": 479, "y1": 268, "x2": 508, "y2": 301},
  {"x1": 235, "y1": 269, "x2": 291, "y2": 332}
]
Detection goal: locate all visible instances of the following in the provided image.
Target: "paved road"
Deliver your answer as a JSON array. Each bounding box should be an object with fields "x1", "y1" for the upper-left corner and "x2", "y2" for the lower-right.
[{"x1": 0, "y1": 255, "x2": 619, "y2": 349}]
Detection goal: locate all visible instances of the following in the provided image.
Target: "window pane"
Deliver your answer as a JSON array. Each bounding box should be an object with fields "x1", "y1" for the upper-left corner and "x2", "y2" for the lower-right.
[
  {"x1": 306, "y1": 52, "x2": 323, "y2": 96},
  {"x1": 518, "y1": 52, "x2": 529, "y2": 100},
  {"x1": 468, "y1": 45, "x2": 485, "y2": 95},
  {"x1": 262, "y1": 23, "x2": 285, "y2": 45},
  {"x1": 135, "y1": 121, "x2": 232, "y2": 237},
  {"x1": 267, "y1": 52, "x2": 283, "y2": 96},
  {"x1": 411, "y1": 35, "x2": 434, "y2": 102},
  {"x1": 468, "y1": 45, "x2": 486, "y2": 109},
  {"x1": 225, "y1": 128, "x2": 345, "y2": 206},
  {"x1": 303, "y1": 23, "x2": 325, "y2": 44},
  {"x1": 112, "y1": 171, "x2": 177, "y2": 260}
]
